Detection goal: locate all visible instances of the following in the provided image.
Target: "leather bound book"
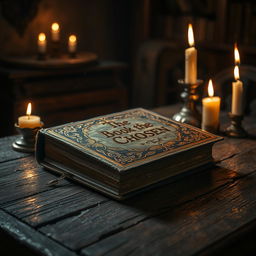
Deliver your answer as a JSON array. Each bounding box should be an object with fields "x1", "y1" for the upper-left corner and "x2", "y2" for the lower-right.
[{"x1": 36, "y1": 108, "x2": 222, "y2": 200}]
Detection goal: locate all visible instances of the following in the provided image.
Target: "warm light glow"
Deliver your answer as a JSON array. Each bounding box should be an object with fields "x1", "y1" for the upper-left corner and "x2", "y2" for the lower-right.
[
  {"x1": 234, "y1": 65, "x2": 240, "y2": 80},
  {"x1": 208, "y1": 79, "x2": 214, "y2": 97},
  {"x1": 188, "y1": 24, "x2": 195, "y2": 47},
  {"x1": 38, "y1": 33, "x2": 46, "y2": 42},
  {"x1": 69, "y1": 35, "x2": 76, "y2": 43},
  {"x1": 26, "y1": 103, "x2": 32, "y2": 116},
  {"x1": 234, "y1": 44, "x2": 240, "y2": 64},
  {"x1": 51, "y1": 22, "x2": 59, "y2": 31}
]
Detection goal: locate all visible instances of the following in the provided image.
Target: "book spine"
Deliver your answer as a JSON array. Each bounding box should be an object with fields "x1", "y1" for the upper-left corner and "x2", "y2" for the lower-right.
[{"x1": 35, "y1": 130, "x2": 46, "y2": 164}]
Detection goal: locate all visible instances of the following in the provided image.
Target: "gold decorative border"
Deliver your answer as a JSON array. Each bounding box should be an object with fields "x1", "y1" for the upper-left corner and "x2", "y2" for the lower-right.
[{"x1": 45, "y1": 108, "x2": 222, "y2": 171}]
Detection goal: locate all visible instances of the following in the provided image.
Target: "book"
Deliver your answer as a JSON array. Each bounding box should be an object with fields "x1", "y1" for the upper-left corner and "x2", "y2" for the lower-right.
[{"x1": 36, "y1": 108, "x2": 222, "y2": 200}]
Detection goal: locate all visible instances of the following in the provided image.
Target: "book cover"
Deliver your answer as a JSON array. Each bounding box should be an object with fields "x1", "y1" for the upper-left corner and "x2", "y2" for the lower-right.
[{"x1": 36, "y1": 108, "x2": 223, "y2": 199}]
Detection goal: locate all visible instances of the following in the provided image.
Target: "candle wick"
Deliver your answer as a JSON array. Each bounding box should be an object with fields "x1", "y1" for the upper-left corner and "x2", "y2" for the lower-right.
[{"x1": 27, "y1": 114, "x2": 30, "y2": 120}]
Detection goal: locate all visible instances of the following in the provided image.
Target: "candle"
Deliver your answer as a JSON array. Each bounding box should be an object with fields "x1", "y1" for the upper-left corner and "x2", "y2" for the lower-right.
[
  {"x1": 231, "y1": 45, "x2": 243, "y2": 115},
  {"x1": 18, "y1": 103, "x2": 41, "y2": 128},
  {"x1": 185, "y1": 24, "x2": 197, "y2": 84},
  {"x1": 68, "y1": 35, "x2": 77, "y2": 54},
  {"x1": 51, "y1": 22, "x2": 60, "y2": 42},
  {"x1": 202, "y1": 79, "x2": 221, "y2": 132},
  {"x1": 38, "y1": 33, "x2": 47, "y2": 54},
  {"x1": 232, "y1": 65, "x2": 243, "y2": 115}
]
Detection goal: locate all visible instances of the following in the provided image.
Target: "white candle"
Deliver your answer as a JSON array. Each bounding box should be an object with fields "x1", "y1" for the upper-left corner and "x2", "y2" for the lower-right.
[
  {"x1": 38, "y1": 33, "x2": 47, "y2": 54},
  {"x1": 68, "y1": 35, "x2": 77, "y2": 53},
  {"x1": 18, "y1": 103, "x2": 41, "y2": 128},
  {"x1": 232, "y1": 65, "x2": 243, "y2": 115},
  {"x1": 202, "y1": 79, "x2": 221, "y2": 132},
  {"x1": 185, "y1": 24, "x2": 197, "y2": 84},
  {"x1": 51, "y1": 22, "x2": 60, "y2": 42}
]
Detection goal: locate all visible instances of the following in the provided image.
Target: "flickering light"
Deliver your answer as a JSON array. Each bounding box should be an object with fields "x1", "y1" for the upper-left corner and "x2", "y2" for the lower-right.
[
  {"x1": 234, "y1": 44, "x2": 240, "y2": 65},
  {"x1": 234, "y1": 65, "x2": 240, "y2": 80},
  {"x1": 208, "y1": 79, "x2": 214, "y2": 97},
  {"x1": 26, "y1": 103, "x2": 32, "y2": 117},
  {"x1": 188, "y1": 24, "x2": 195, "y2": 47}
]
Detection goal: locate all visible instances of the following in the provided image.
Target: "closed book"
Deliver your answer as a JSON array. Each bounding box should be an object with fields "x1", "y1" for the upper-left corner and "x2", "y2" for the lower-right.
[{"x1": 36, "y1": 108, "x2": 222, "y2": 200}]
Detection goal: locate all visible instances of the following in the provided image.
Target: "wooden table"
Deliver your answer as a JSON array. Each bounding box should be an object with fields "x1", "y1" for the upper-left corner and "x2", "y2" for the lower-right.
[{"x1": 1, "y1": 106, "x2": 256, "y2": 256}]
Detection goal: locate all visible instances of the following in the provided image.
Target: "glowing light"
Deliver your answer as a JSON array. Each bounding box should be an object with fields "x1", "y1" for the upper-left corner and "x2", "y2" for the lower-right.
[
  {"x1": 234, "y1": 65, "x2": 240, "y2": 80},
  {"x1": 234, "y1": 44, "x2": 240, "y2": 65},
  {"x1": 51, "y1": 22, "x2": 59, "y2": 31},
  {"x1": 69, "y1": 35, "x2": 76, "y2": 43},
  {"x1": 26, "y1": 103, "x2": 32, "y2": 116},
  {"x1": 208, "y1": 79, "x2": 214, "y2": 97},
  {"x1": 188, "y1": 24, "x2": 195, "y2": 47},
  {"x1": 38, "y1": 33, "x2": 46, "y2": 42}
]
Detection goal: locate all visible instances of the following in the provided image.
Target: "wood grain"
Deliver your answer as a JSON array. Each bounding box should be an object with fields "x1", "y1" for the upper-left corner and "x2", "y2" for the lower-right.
[
  {"x1": 0, "y1": 136, "x2": 29, "y2": 163},
  {"x1": 81, "y1": 170, "x2": 256, "y2": 256},
  {"x1": 38, "y1": 140, "x2": 256, "y2": 251},
  {"x1": 4, "y1": 183, "x2": 107, "y2": 227},
  {"x1": 0, "y1": 156, "x2": 69, "y2": 205},
  {"x1": 0, "y1": 209, "x2": 76, "y2": 256}
]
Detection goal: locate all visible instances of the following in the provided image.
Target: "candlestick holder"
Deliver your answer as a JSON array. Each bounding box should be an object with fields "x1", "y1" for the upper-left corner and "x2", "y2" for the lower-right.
[
  {"x1": 225, "y1": 113, "x2": 247, "y2": 138},
  {"x1": 172, "y1": 79, "x2": 203, "y2": 127},
  {"x1": 12, "y1": 123, "x2": 44, "y2": 153}
]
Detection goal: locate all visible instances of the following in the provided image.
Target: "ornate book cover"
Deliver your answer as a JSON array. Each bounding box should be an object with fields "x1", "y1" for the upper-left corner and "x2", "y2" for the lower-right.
[{"x1": 36, "y1": 108, "x2": 222, "y2": 199}]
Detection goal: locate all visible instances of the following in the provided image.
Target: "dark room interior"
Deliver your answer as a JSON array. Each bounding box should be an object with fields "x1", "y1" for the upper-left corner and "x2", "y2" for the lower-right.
[{"x1": 1, "y1": 1, "x2": 256, "y2": 255}]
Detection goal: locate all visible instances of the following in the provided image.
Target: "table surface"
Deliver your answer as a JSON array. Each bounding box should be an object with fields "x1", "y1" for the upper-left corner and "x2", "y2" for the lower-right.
[{"x1": 1, "y1": 105, "x2": 256, "y2": 256}]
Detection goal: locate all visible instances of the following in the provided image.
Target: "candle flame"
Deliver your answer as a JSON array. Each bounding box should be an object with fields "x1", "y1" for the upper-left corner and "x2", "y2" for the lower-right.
[
  {"x1": 38, "y1": 33, "x2": 46, "y2": 42},
  {"x1": 69, "y1": 35, "x2": 76, "y2": 43},
  {"x1": 208, "y1": 79, "x2": 214, "y2": 97},
  {"x1": 26, "y1": 103, "x2": 32, "y2": 116},
  {"x1": 51, "y1": 22, "x2": 59, "y2": 31},
  {"x1": 188, "y1": 24, "x2": 194, "y2": 47},
  {"x1": 234, "y1": 44, "x2": 240, "y2": 64},
  {"x1": 234, "y1": 65, "x2": 240, "y2": 80}
]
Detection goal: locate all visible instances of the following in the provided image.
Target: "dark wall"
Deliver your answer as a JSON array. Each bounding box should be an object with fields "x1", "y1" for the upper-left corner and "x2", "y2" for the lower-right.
[{"x1": 0, "y1": 0, "x2": 132, "y2": 61}]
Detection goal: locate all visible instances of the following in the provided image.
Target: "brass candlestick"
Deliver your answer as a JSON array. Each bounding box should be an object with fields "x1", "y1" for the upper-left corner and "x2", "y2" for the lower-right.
[
  {"x1": 225, "y1": 113, "x2": 247, "y2": 138},
  {"x1": 12, "y1": 123, "x2": 44, "y2": 153},
  {"x1": 172, "y1": 79, "x2": 203, "y2": 127}
]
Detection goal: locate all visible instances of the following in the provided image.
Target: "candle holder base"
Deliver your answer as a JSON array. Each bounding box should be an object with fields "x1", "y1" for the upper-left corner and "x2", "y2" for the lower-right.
[
  {"x1": 225, "y1": 113, "x2": 247, "y2": 138},
  {"x1": 12, "y1": 123, "x2": 44, "y2": 153},
  {"x1": 172, "y1": 79, "x2": 203, "y2": 127}
]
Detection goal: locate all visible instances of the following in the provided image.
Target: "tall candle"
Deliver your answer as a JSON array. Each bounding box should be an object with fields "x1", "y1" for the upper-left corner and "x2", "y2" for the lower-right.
[
  {"x1": 18, "y1": 103, "x2": 41, "y2": 128},
  {"x1": 38, "y1": 33, "x2": 47, "y2": 54},
  {"x1": 232, "y1": 65, "x2": 243, "y2": 115},
  {"x1": 51, "y1": 22, "x2": 60, "y2": 42},
  {"x1": 68, "y1": 35, "x2": 77, "y2": 53},
  {"x1": 185, "y1": 24, "x2": 197, "y2": 84},
  {"x1": 202, "y1": 79, "x2": 221, "y2": 132}
]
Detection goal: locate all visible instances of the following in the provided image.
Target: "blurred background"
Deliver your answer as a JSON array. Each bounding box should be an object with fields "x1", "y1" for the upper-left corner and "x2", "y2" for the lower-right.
[{"x1": 1, "y1": 0, "x2": 256, "y2": 137}]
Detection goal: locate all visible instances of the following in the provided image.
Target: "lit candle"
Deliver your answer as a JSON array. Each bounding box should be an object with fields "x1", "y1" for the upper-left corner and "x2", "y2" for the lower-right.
[
  {"x1": 231, "y1": 45, "x2": 243, "y2": 115},
  {"x1": 18, "y1": 103, "x2": 41, "y2": 128},
  {"x1": 185, "y1": 24, "x2": 197, "y2": 84},
  {"x1": 51, "y1": 22, "x2": 60, "y2": 42},
  {"x1": 38, "y1": 33, "x2": 47, "y2": 54},
  {"x1": 202, "y1": 79, "x2": 221, "y2": 132},
  {"x1": 68, "y1": 35, "x2": 77, "y2": 54},
  {"x1": 232, "y1": 65, "x2": 243, "y2": 115}
]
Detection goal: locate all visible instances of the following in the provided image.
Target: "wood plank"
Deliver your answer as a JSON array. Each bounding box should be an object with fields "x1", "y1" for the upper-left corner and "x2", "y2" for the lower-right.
[
  {"x1": 81, "y1": 170, "x2": 256, "y2": 256},
  {"x1": 38, "y1": 164, "x2": 237, "y2": 251},
  {"x1": 38, "y1": 143, "x2": 256, "y2": 251},
  {"x1": 3, "y1": 184, "x2": 107, "y2": 227},
  {"x1": 5, "y1": 135, "x2": 256, "y2": 229},
  {"x1": 0, "y1": 210, "x2": 76, "y2": 256},
  {"x1": 0, "y1": 156, "x2": 70, "y2": 205},
  {"x1": 0, "y1": 136, "x2": 29, "y2": 163}
]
